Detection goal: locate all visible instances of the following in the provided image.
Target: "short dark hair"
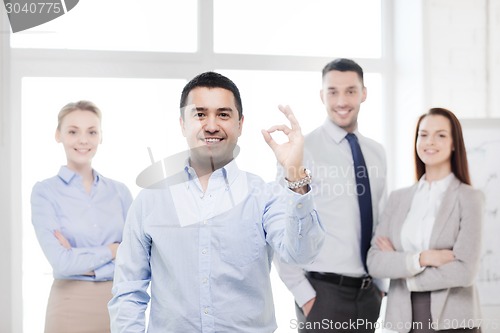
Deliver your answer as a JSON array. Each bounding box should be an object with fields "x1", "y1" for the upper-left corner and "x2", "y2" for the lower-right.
[
  {"x1": 414, "y1": 107, "x2": 471, "y2": 185},
  {"x1": 322, "y1": 58, "x2": 364, "y2": 86},
  {"x1": 179, "y1": 71, "x2": 243, "y2": 119}
]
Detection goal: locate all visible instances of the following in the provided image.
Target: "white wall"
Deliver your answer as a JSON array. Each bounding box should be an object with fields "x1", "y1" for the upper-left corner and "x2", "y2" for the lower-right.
[
  {"x1": 0, "y1": 10, "x2": 21, "y2": 333},
  {"x1": 491, "y1": 0, "x2": 500, "y2": 116},
  {"x1": 424, "y1": 0, "x2": 488, "y2": 117},
  {"x1": 1, "y1": 11, "x2": 10, "y2": 333},
  {"x1": 391, "y1": 0, "x2": 426, "y2": 190},
  {"x1": 423, "y1": 2, "x2": 500, "y2": 328}
]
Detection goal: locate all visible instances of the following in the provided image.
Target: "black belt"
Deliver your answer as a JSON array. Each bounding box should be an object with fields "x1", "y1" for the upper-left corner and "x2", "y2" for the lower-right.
[{"x1": 307, "y1": 271, "x2": 373, "y2": 289}]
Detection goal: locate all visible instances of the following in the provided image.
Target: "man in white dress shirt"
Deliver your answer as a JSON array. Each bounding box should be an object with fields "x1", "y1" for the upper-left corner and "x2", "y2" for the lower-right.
[{"x1": 275, "y1": 58, "x2": 387, "y2": 333}]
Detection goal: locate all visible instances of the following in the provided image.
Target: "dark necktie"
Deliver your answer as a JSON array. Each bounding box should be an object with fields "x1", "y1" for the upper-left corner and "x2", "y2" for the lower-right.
[{"x1": 345, "y1": 133, "x2": 373, "y2": 273}]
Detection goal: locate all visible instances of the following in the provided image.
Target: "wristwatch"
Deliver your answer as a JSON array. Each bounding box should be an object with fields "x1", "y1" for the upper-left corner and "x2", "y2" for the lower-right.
[{"x1": 285, "y1": 168, "x2": 312, "y2": 189}]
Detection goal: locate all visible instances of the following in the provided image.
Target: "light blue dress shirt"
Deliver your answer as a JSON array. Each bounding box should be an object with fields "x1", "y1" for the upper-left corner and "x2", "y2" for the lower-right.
[
  {"x1": 109, "y1": 160, "x2": 324, "y2": 333},
  {"x1": 31, "y1": 166, "x2": 133, "y2": 281}
]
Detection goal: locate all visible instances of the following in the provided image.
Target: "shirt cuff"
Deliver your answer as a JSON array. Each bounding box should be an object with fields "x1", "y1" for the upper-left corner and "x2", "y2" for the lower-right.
[
  {"x1": 405, "y1": 252, "x2": 426, "y2": 276},
  {"x1": 373, "y1": 277, "x2": 389, "y2": 294},
  {"x1": 405, "y1": 252, "x2": 425, "y2": 291},
  {"x1": 291, "y1": 277, "x2": 317, "y2": 308},
  {"x1": 287, "y1": 190, "x2": 315, "y2": 220},
  {"x1": 94, "y1": 261, "x2": 115, "y2": 281}
]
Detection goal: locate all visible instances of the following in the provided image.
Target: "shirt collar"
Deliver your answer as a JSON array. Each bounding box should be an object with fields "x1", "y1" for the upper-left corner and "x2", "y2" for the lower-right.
[
  {"x1": 418, "y1": 172, "x2": 455, "y2": 191},
  {"x1": 57, "y1": 165, "x2": 100, "y2": 185},
  {"x1": 321, "y1": 118, "x2": 360, "y2": 144},
  {"x1": 183, "y1": 159, "x2": 240, "y2": 188}
]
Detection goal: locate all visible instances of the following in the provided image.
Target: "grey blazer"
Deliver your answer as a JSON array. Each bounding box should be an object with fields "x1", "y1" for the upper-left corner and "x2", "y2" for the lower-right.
[{"x1": 367, "y1": 176, "x2": 484, "y2": 332}]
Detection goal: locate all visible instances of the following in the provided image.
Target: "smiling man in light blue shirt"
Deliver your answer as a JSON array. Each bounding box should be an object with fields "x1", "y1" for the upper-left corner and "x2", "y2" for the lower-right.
[{"x1": 108, "y1": 72, "x2": 324, "y2": 333}]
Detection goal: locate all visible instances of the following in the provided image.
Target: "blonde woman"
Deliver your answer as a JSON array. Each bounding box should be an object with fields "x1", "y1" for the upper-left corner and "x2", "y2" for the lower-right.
[{"x1": 31, "y1": 101, "x2": 132, "y2": 333}]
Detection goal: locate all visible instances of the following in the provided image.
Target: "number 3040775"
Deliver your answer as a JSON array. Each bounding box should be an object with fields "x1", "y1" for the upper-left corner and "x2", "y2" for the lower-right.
[
  {"x1": 442, "y1": 319, "x2": 498, "y2": 330},
  {"x1": 5, "y1": 2, "x2": 63, "y2": 14}
]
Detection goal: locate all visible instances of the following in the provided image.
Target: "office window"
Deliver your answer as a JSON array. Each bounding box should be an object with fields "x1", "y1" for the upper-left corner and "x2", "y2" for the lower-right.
[
  {"x1": 214, "y1": 0, "x2": 382, "y2": 58},
  {"x1": 22, "y1": 77, "x2": 186, "y2": 332},
  {"x1": 10, "y1": 0, "x2": 198, "y2": 52},
  {"x1": 14, "y1": 2, "x2": 387, "y2": 332},
  {"x1": 21, "y1": 73, "x2": 384, "y2": 332}
]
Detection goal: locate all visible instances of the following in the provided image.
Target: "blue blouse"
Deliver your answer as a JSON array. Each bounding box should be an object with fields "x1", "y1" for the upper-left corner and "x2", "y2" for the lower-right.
[{"x1": 31, "y1": 166, "x2": 133, "y2": 281}]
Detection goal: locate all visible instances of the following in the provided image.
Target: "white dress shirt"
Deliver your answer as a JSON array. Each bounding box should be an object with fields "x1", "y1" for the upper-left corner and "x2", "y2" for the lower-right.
[
  {"x1": 402, "y1": 172, "x2": 455, "y2": 289},
  {"x1": 274, "y1": 119, "x2": 387, "y2": 306}
]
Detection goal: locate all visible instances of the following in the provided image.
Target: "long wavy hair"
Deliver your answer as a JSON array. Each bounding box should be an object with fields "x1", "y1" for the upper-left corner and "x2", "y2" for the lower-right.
[{"x1": 414, "y1": 107, "x2": 471, "y2": 185}]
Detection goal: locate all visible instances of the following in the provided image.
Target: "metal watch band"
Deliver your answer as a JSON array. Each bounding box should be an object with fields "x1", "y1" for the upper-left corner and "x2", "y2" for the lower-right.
[{"x1": 285, "y1": 168, "x2": 312, "y2": 189}]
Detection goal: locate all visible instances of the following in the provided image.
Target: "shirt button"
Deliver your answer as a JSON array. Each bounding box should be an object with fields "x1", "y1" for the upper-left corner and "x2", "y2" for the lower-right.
[
  {"x1": 297, "y1": 203, "x2": 303, "y2": 209},
  {"x1": 204, "y1": 308, "x2": 209, "y2": 314},
  {"x1": 202, "y1": 277, "x2": 208, "y2": 284},
  {"x1": 201, "y1": 249, "x2": 207, "y2": 255}
]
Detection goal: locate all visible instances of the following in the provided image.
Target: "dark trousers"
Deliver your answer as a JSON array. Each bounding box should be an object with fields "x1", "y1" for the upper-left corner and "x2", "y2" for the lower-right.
[
  {"x1": 410, "y1": 292, "x2": 480, "y2": 333},
  {"x1": 294, "y1": 274, "x2": 382, "y2": 333}
]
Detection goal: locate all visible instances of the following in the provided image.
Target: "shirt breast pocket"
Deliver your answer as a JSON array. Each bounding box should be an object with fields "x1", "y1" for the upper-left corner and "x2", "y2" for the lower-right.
[{"x1": 217, "y1": 215, "x2": 263, "y2": 267}]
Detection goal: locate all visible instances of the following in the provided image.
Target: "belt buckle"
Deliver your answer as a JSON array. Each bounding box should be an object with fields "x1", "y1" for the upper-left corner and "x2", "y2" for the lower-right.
[{"x1": 361, "y1": 277, "x2": 372, "y2": 289}]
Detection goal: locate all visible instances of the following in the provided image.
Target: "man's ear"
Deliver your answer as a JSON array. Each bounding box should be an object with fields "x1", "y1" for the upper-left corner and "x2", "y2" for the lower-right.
[
  {"x1": 361, "y1": 86, "x2": 367, "y2": 103},
  {"x1": 179, "y1": 116, "x2": 186, "y2": 137},
  {"x1": 238, "y1": 115, "x2": 244, "y2": 136}
]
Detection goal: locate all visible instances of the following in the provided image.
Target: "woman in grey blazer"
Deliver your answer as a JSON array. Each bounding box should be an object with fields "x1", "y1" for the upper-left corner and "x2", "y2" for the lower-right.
[{"x1": 367, "y1": 108, "x2": 483, "y2": 333}]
